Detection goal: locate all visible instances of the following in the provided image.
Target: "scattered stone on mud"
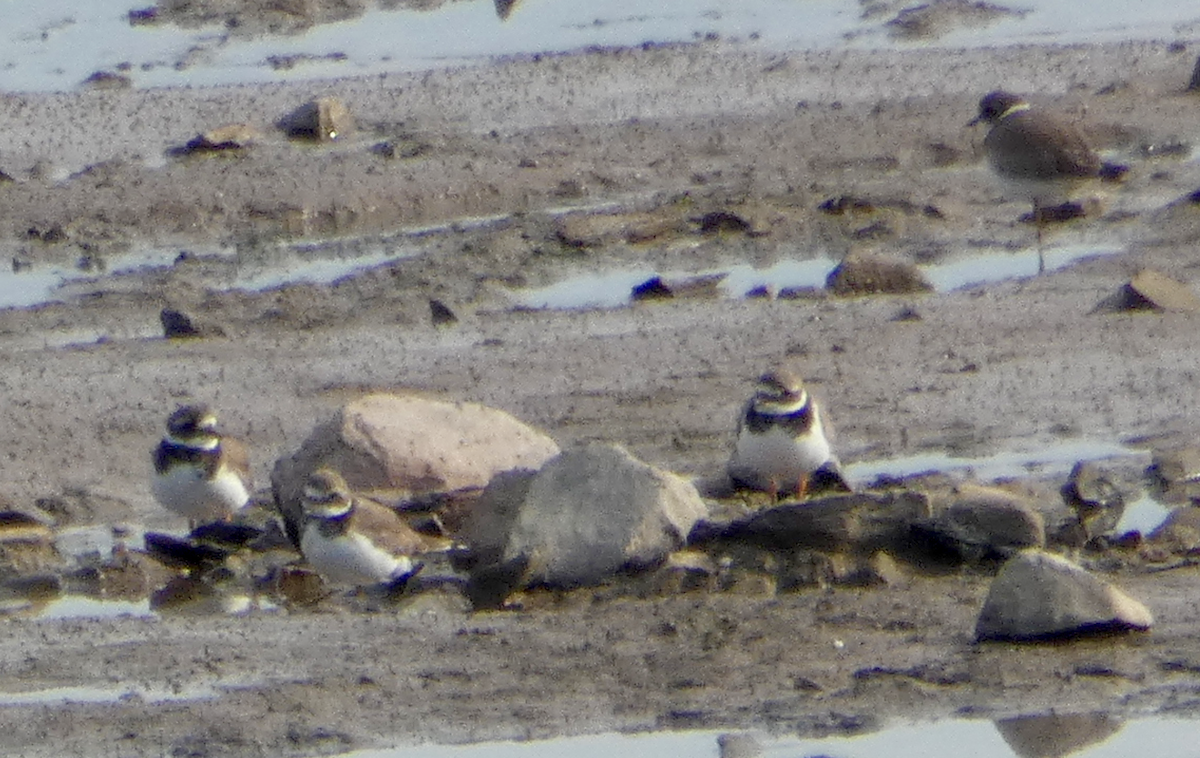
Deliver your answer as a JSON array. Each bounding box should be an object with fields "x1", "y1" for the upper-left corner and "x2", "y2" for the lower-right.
[
  {"x1": 272, "y1": 393, "x2": 560, "y2": 543},
  {"x1": 0, "y1": 573, "x2": 62, "y2": 603},
  {"x1": 494, "y1": 0, "x2": 521, "y2": 21},
  {"x1": 885, "y1": 0, "x2": 1024, "y2": 41},
  {"x1": 143, "y1": 532, "x2": 233, "y2": 573},
  {"x1": 82, "y1": 70, "x2": 133, "y2": 90},
  {"x1": 825, "y1": 252, "x2": 934, "y2": 296},
  {"x1": 696, "y1": 211, "x2": 761, "y2": 236},
  {"x1": 1099, "y1": 269, "x2": 1200, "y2": 313},
  {"x1": 160, "y1": 307, "x2": 228, "y2": 339},
  {"x1": 631, "y1": 276, "x2": 674, "y2": 302},
  {"x1": 1138, "y1": 137, "x2": 1192, "y2": 159},
  {"x1": 267, "y1": 51, "x2": 348, "y2": 71},
  {"x1": 175, "y1": 123, "x2": 259, "y2": 155},
  {"x1": 127, "y1": 6, "x2": 158, "y2": 25},
  {"x1": 461, "y1": 443, "x2": 707, "y2": 602},
  {"x1": 280, "y1": 97, "x2": 353, "y2": 142},
  {"x1": 145, "y1": 0, "x2": 374, "y2": 36},
  {"x1": 555, "y1": 210, "x2": 685, "y2": 248},
  {"x1": 975, "y1": 550, "x2": 1154, "y2": 641},
  {"x1": 428, "y1": 298, "x2": 458, "y2": 326},
  {"x1": 631, "y1": 273, "x2": 726, "y2": 303},
  {"x1": 915, "y1": 483, "x2": 1045, "y2": 563},
  {"x1": 645, "y1": 549, "x2": 718, "y2": 595},
  {"x1": 891, "y1": 304, "x2": 923, "y2": 321},
  {"x1": 371, "y1": 137, "x2": 432, "y2": 160}
]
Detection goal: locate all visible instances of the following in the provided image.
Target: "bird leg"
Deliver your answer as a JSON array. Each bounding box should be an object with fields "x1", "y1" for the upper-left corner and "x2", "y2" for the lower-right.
[
  {"x1": 797, "y1": 473, "x2": 810, "y2": 501},
  {"x1": 1033, "y1": 203, "x2": 1046, "y2": 274}
]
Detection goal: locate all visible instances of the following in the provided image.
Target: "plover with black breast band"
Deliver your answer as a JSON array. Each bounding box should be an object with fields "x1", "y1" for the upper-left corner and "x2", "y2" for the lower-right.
[{"x1": 727, "y1": 368, "x2": 851, "y2": 499}]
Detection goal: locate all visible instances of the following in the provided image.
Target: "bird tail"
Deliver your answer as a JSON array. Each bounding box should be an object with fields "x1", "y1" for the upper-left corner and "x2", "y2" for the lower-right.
[{"x1": 812, "y1": 463, "x2": 853, "y2": 494}]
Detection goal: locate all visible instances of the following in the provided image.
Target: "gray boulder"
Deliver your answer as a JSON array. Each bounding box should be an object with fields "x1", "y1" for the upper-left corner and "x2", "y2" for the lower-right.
[
  {"x1": 918, "y1": 484, "x2": 1045, "y2": 562},
  {"x1": 975, "y1": 550, "x2": 1153, "y2": 641},
  {"x1": 463, "y1": 443, "x2": 707, "y2": 603}
]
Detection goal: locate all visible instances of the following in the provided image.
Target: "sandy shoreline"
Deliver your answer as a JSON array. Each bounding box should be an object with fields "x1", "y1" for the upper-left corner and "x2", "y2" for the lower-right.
[{"x1": 0, "y1": 36, "x2": 1199, "y2": 755}]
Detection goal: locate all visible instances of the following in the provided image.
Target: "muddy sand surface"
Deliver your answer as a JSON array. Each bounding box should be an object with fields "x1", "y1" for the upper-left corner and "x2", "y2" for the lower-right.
[{"x1": 2, "y1": 36, "x2": 1200, "y2": 756}]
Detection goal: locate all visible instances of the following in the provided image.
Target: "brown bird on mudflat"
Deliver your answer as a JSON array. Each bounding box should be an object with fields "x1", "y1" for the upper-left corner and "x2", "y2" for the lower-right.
[{"x1": 969, "y1": 90, "x2": 1127, "y2": 267}]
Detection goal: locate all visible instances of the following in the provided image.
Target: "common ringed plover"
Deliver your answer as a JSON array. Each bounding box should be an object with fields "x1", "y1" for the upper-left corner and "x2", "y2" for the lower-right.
[
  {"x1": 299, "y1": 468, "x2": 426, "y2": 589},
  {"x1": 969, "y1": 90, "x2": 1127, "y2": 228},
  {"x1": 727, "y1": 369, "x2": 851, "y2": 499},
  {"x1": 152, "y1": 404, "x2": 251, "y2": 526}
]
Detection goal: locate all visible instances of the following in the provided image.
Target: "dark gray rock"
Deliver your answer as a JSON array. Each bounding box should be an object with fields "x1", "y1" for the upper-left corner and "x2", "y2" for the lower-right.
[
  {"x1": 691, "y1": 491, "x2": 930, "y2": 554},
  {"x1": 160, "y1": 308, "x2": 227, "y2": 339},
  {"x1": 280, "y1": 97, "x2": 353, "y2": 142},
  {"x1": 429, "y1": 299, "x2": 457, "y2": 326},
  {"x1": 176, "y1": 124, "x2": 258, "y2": 155},
  {"x1": 917, "y1": 484, "x2": 1044, "y2": 562},
  {"x1": 975, "y1": 550, "x2": 1153, "y2": 641},
  {"x1": 463, "y1": 443, "x2": 707, "y2": 597}
]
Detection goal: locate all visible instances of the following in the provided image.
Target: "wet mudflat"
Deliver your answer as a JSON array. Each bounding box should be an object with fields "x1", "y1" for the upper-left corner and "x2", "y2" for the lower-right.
[{"x1": 1, "y1": 27, "x2": 1200, "y2": 758}]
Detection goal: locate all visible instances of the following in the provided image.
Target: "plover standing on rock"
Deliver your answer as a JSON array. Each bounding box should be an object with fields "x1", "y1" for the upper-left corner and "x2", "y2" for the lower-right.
[{"x1": 727, "y1": 368, "x2": 851, "y2": 499}]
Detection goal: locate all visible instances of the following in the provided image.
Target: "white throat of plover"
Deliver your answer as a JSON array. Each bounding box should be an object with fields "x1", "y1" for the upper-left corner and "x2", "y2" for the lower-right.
[
  {"x1": 303, "y1": 490, "x2": 353, "y2": 520},
  {"x1": 166, "y1": 435, "x2": 219, "y2": 451},
  {"x1": 754, "y1": 392, "x2": 809, "y2": 417}
]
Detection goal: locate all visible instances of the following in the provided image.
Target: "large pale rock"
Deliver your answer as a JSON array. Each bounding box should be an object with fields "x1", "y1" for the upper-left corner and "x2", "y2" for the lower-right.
[
  {"x1": 272, "y1": 394, "x2": 560, "y2": 541},
  {"x1": 463, "y1": 443, "x2": 707, "y2": 601},
  {"x1": 1096, "y1": 269, "x2": 1200, "y2": 313},
  {"x1": 1124, "y1": 269, "x2": 1200, "y2": 313},
  {"x1": 975, "y1": 550, "x2": 1153, "y2": 641}
]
